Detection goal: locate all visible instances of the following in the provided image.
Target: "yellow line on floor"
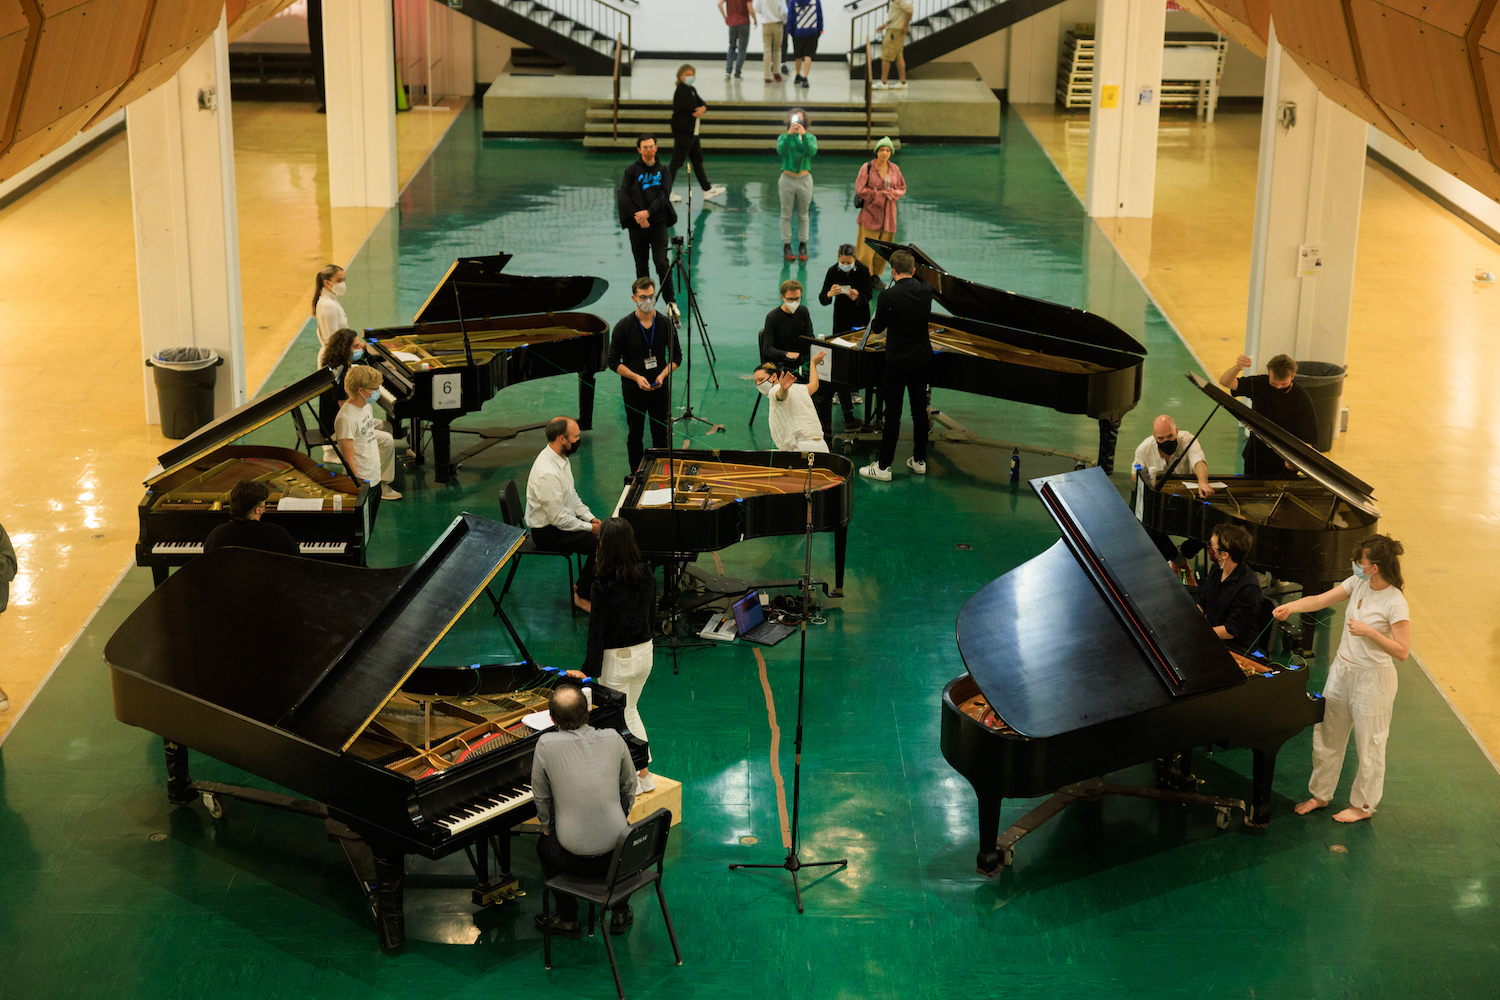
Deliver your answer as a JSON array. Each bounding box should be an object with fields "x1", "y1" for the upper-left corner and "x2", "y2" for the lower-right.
[{"x1": 753, "y1": 647, "x2": 794, "y2": 851}]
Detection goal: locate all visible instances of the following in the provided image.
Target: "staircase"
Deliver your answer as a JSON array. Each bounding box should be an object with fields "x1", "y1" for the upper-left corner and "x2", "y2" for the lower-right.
[
  {"x1": 583, "y1": 102, "x2": 901, "y2": 153},
  {"x1": 848, "y1": 0, "x2": 1067, "y2": 77},
  {"x1": 446, "y1": 0, "x2": 631, "y2": 77}
]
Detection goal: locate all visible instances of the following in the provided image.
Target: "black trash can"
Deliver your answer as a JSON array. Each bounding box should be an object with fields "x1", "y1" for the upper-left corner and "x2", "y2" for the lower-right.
[
  {"x1": 148, "y1": 348, "x2": 223, "y2": 439},
  {"x1": 1294, "y1": 360, "x2": 1347, "y2": 452}
]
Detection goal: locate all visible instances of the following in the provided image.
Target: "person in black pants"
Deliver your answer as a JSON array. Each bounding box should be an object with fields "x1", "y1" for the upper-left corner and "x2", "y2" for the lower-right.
[
  {"x1": 860, "y1": 248, "x2": 932, "y2": 481},
  {"x1": 617, "y1": 134, "x2": 679, "y2": 320},
  {"x1": 759, "y1": 278, "x2": 835, "y2": 444},
  {"x1": 817, "y1": 242, "x2": 872, "y2": 429},
  {"x1": 609, "y1": 277, "x2": 682, "y2": 476},
  {"x1": 666, "y1": 65, "x2": 727, "y2": 206}
]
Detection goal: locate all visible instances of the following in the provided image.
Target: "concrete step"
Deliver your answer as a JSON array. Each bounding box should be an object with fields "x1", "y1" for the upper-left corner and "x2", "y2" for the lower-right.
[
  {"x1": 586, "y1": 120, "x2": 899, "y2": 136},
  {"x1": 586, "y1": 107, "x2": 898, "y2": 124},
  {"x1": 583, "y1": 135, "x2": 901, "y2": 152}
]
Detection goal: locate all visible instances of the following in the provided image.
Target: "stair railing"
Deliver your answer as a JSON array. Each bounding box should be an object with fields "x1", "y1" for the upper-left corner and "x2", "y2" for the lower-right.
[
  {"x1": 535, "y1": 0, "x2": 633, "y2": 64},
  {"x1": 864, "y1": 40, "x2": 873, "y2": 141},
  {"x1": 612, "y1": 33, "x2": 622, "y2": 139},
  {"x1": 850, "y1": 0, "x2": 968, "y2": 65}
]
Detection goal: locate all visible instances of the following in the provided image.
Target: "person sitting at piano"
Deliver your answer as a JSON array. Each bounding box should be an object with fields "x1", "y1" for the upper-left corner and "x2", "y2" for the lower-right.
[
  {"x1": 609, "y1": 278, "x2": 682, "y2": 478},
  {"x1": 525, "y1": 416, "x2": 601, "y2": 614},
  {"x1": 860, "y1": 248, "x2": 932, "y2": 482},
  {"x1": 752, "y1": 354, "x2": 829, "y2": 452},
  {"x1": 335, "y1": 366, "x2": 401, "y2": 501},
  {"x1": 1131, "y1": 415, "x2": 1213, "y2": 578},
  {"x1": 1196, "y1": 524, "x2": 1262, "y2": 655},
  {"x1": 203, "y1": 480, "x2": 301, "y2": 558},
  {"x1": 761, "y1": 279, "x2": 834, "y2": 445},
  {"x1": 1218, "y1": 353, "x2": 1319, "y2": 476},
  {"x1": 532, "y1": 683, "x2": 639, "y2": 939},
  {"x1": 316, "y1": 328, "x2": 363, "y2": 463}
]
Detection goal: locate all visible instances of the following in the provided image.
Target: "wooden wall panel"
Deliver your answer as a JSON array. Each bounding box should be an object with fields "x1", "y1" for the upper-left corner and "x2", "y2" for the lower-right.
[
  {"x1": 1199, "y1": 0, "x2": 1270, "y2": 58},
  {"x1": 1378, "y1": 0, "x2": 1481, "y2": 37},
  {"x1": 12, "y1": 0, "x2": 147, "y2": 137},
  {"x1": 83, "y1": 0, "x2": 224, "y2": 129},
  {"x1": 0, "y1": 0, "x2": 38, "y2": 149}
]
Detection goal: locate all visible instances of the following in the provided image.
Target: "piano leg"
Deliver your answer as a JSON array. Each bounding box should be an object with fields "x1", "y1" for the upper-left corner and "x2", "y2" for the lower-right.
[
  {"x1": 1096, "y1": 417, "x2": 1121, "y2": 475},
  {"x1": 151, "y1": 564, "x2": 169, "y2": 588},
  {"x1": 163, "y1": 740, "x2": 195, "y2": 806},
  {"x1": 578, "y1": 370, "x2": 597, "y2": 431},
  {"x1": 975, "y1": 791, "x2": 1004, "y2": 875},
  {"x1": 471, "y1": 830, "x2": 522, "y2": 907},
  {"x1": 1246, "y1": 735, "x2": 1292, "y2": 828},
  {"x1": 432, "y1": 417, "x2": 458, "y2": 482},
  {"x1": 833, "y1": 526, "x2": 847, "y2": 597},
  {"x1": 373, "y1": 851, "x2": 407, "y2": 949}
]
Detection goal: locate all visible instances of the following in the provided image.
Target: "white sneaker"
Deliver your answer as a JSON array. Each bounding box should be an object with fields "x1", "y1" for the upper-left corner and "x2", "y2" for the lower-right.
[
  {"x1": 637, "y1": 772, "x2": 656, "y2": 793},
  {"x1": 859, "y1": 462, "x2": 891, "y2": 482},
  {"x1": 890, "y1": 81, "x2": 908, "y2": 89},
  {"x1": 381, "y1": 485, "x2": 403, "y2": 500},
  {"x1": 851, "y1": 392, "x2": 863, "y2": 404},
  {"x1": 703, "y1": 184, "x2": 727, "y2": 203},
  {"x1": 669, "y1": 192, "x2": 682, "y2": 202},
  {"x1": 906, "y1": 457, "x2": 926, "y2": 475},
  {"x1": 872, "y1": 81, "x2": 887, "y2": 90}
]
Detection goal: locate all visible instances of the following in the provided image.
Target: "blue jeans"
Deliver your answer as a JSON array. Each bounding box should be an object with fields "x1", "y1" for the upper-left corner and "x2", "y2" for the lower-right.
[{"x1": 726, "y1": 23, "x2": 750, "y2": 76}]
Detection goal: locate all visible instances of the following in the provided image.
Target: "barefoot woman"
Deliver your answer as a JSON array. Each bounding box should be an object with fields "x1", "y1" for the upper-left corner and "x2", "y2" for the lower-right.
[{"x1": 1272, "y1": 535, "x2": 1410, "y2": 823}]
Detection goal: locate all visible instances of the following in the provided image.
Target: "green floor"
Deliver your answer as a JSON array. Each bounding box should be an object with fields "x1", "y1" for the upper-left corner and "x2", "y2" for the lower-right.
[{"x1": 2, "y1": 107, "x2": 1497, "y2": 999}]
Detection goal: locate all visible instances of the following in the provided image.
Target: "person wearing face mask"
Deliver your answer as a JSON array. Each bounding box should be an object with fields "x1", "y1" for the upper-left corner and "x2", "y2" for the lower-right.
[
  {"x1": 334, "y1": 366, "x2": 401, "y2": 501},
  {"x1": 1195, "y1": 525, "x2": 1262, "y2": 654},
  {"x1": 203, "y1": 480, "x2": 302, "y2": 558},
  {"x1": 317, "y1": 328, "x2": 366, "y2": 458},
  {"x1": 524, "y1": 416, "x2": 602, "y2": 614},
  {"x1": 608, "y1": 278, "x2": 683, "y2": 476},
  {"x1": 666, "y1": 65, "x2": 728, "y2": 205},
  {"x1": 312, "y1": 264, "x2": 348, "y2": 347},
  {"x1": 1218, "y1": 353, "x2": 1319, "y2": 476},
  {"x1": 1130, "y1": 414, "x2": 1213, "y2": 576},
  {"x1": 752, "y1": 353, "x2": 828, "y2": 452},
  {"x1": 816, "y1": 244, "x2": 870, "y2": 430},
  {"x1": 759, "y1": 279, "x2": 833, "y2": 444},
  {"x1": 1274, "y1": 535, "x2": 1410, "y2": 824}
]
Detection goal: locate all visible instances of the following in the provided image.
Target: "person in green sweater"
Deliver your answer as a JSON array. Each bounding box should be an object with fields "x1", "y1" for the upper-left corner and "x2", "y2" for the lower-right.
[{"x1": 777, "y1": 108, "x2": 818, "y2": 261}]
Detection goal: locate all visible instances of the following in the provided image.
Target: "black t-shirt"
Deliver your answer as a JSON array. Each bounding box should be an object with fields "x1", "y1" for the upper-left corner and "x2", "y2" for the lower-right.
[
  {"x1": 817, "y1": 262, "x2": 873, "y2": 335},
  {"x1": 607, "y1": 311, "x2": 682, "y2": 381},
  {"x1": 760, "y1": 305, "x2": 815, "y2": 369},
  {"x1": 203, "y1": 518, "x2": 302, "y2": 558},
  {"x1": 1199, "y1": 561, "x2": 1263, "y2": 653},
  {"x1": 870, "y1": 275, "x2": 934, "y2": 368},
  {"x1": 1232, "y1": 374, "x2": 1319, "y2": 474}
]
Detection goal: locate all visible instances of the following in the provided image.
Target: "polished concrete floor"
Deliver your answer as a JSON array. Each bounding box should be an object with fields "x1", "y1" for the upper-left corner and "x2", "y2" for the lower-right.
[{"x1": 1, "y1": 105, "x2": 1497, "y2": 998}]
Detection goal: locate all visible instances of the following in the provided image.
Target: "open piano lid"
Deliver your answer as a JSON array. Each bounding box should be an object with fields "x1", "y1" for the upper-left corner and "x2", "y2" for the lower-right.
[
  {"x1": 103, "y1": 514, "x2": 525, "y2": 752},
  {"x1": 145, "y1": 368, "x2": 339, "y2": 486},
  {"x1": 863, "y1": 239, "x2": 1147, "y2": 357},
  {"x1": 1185, "y1": 373, "x2": 1380, "y2": 518},
  {"x1": 411, "y1": 253, "x2": 609, "y2": 325},
  {"x1": 955, "y1": 467, "x2": 1244, "y2": 738}
]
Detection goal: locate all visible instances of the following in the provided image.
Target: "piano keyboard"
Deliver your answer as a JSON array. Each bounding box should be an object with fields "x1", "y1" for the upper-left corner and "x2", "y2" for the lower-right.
[
  {"x1": 433, "y1": 782, "x2": 534, "y2": 837},
  {"x1": 151, "y1": 540, "x2": 348, "y2": 557}
]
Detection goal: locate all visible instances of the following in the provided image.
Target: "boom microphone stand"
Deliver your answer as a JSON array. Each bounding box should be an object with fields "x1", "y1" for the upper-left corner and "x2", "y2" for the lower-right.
[{"x1": 728, "y1": 452, "x2": 848, "y2": 912}]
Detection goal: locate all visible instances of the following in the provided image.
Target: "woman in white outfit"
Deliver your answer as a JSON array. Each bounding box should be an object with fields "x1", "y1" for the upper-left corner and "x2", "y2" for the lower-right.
[
  {"x1": 1273, "y1": 534, "x2": 1410, "y2": 823},
  {"x1": 568, "y1": 517, "x2": 658, "y2": 791},
  {"x1": 312, "y1": 264, "x2": 347, "y2": 347}
]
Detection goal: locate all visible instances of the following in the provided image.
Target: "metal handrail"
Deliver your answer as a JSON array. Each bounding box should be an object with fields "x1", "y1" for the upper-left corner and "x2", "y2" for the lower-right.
[
  {"x1": 864, "y1": 40, "x2": 873, "y2": 141},
  {"x1": 527, "y1": 0, "x2": 633, "y2": 63},
  {"x1": 613, "y1": 33, "x2": 622, "y2": 139},
  {"x1": 849, "y1": 0, "x2": 965, "y2": 61}
]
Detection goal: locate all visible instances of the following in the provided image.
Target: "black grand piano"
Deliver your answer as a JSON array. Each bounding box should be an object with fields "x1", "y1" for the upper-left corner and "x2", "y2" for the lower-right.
[
  {"x1": 815, "y1": 240, "x2": 1146, "y2": 470},
  {"x1": 364, "y1": 254, "x2": 610, "y2": 482},
  {"x1": 941, "y1": 467, "x2": 1323, "y2": 874},
  {"x1": 135, "y1": 369, "x2": 374, "y2": 586},
  {"x1": 107, "y1": 515, "x2": 645, "y2": 947},
  {"x1": 1138, "y1": 373, "x2": 1380, "y2": 618}
]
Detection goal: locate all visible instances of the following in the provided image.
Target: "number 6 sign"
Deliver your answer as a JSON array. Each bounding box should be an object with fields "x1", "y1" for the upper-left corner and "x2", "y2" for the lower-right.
[{"x1": 432, "y1": 375, "x2": 461, "y2": 411}]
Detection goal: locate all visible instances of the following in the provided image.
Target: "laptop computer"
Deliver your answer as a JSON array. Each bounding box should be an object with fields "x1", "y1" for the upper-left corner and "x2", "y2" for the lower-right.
[{"x1": 731, "y1": 590, "x2": 796, "y2": 646}]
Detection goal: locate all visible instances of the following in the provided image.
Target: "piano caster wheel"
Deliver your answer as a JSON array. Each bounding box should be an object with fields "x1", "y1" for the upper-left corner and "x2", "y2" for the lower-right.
[
  {"x1": 201, "y1": 791, "x2": 224, "y2": 819},
  {"x1": 1215, "y1": 807, "x2": 1231, "y2": 830}
]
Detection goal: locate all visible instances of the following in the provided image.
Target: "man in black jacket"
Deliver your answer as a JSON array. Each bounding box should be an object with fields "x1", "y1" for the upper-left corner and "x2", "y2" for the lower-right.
[
  {"x1": 860, "y1": 249, "x2": 933, "y2": 481},
  {"x1": 759, "y1": 278, "x2": 834, "y2": 444},
  {"x1": 617, "y1": 134, "x2": 679, "y2": 319}
]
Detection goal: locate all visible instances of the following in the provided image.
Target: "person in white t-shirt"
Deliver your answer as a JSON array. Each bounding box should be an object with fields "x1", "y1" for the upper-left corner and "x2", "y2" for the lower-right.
[
  {"x1": 752, "y1": 352, "x2": 829, "y2": 452},
  {"x1": 1130, "y1": 414, "x2": 1213, "y2": 496},
  {"x1": 1273, "y1": 534, "x2": 1411, "y2": 823},
  {"x1": 312, "y1": 264, "x2": 348, "y2": 347},
  {"x1": 335, "y1": 366, "x2": 400, "y2": 500}
]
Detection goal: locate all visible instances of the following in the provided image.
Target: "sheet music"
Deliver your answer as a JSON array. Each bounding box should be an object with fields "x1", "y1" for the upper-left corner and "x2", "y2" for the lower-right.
[
  {"x1": 638, "y1": 488, "x2": 673, "y2": 507},
  {"x1": 277, "y1": 497, "x2": 324, "y2": 512}
]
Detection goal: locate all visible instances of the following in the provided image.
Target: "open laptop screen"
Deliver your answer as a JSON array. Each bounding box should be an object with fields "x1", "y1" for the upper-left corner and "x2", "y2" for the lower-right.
[{"x1": 731, "y1": 591, "x2": 765, "y2": 635}]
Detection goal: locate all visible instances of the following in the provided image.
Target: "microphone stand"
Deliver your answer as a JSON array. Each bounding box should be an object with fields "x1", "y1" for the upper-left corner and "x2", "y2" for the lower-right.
[
  {"x1": 671, "y1": 178, "x2": 722, "y2": 432},
  {"x1": 727, "y1": 451, "x2": 848, "y2": 912}
]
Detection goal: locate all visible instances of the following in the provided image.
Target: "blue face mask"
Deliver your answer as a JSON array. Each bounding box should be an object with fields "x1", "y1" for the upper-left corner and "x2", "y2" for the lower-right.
[
  {"x1": 838, "y1": 262, "x2": 854, "y2": 272},
  {"x1": 351, "y1": 348, "x2": 365, "y2": 361},
  {"x1": 683, "y1": 75, "x2": 695, "y2": 87},
  {"x1": 1351, "y1": 561, "x2": 1372, "y2": 580}
]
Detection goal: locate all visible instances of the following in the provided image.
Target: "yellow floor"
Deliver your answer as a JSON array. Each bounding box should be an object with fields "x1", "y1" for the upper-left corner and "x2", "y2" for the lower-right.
[
  {"x1": 0, "y1": 98, "x2": 466, "y2": 739},
  {"x1": 1015, "y1": 102, "x2": 1500, "y2": 762}
]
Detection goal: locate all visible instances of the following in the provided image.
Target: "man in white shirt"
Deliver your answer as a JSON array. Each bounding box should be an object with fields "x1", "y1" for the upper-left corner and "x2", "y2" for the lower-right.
[
  {"x1": 872, "y1": 0, "x2": 914, "y2": 89},
  {"x1": 1130, "y1": 414, "x2": 1212, "y2": 575},
  {"x1": 755, "y1": 0, "x2": 788, "y2": 82},
  {"x1": 525, "y1": 416, "x2": 602, "y2": 613},
  {"x1": 335, "y1": 366, "x2": 400, "y2": 500},
  {"x1": 752, "y1": 353, "x2": 829, "y2": 452}
]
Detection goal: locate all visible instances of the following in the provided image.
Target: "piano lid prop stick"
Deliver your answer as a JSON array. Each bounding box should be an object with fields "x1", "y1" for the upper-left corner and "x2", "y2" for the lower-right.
[{"x1": 1160, "y1": 401, "x2": 1222, "y2": 484}]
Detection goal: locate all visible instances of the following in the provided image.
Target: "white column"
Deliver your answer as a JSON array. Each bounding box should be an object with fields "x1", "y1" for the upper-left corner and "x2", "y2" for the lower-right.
[
  {"x1": 1007, "y1": 5, "x2": 1062, "y2": 104},
  {"x1": 1244, "y1": 24, "x2": 1365, "y2": 376},
  {"x1": 127, "y1": 11, "x2": 245, "y2": 422},
  {"x1": 1084, "y1": 0, "x2": 1165, "y2": 218},
  {"x1": 324, "y1": 0, "x2": 399, "y2": 208}
]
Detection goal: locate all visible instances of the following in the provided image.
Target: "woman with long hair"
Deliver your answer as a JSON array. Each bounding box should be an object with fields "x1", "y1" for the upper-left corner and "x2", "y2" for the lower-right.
[
  {"x1": 312, "y1": 264, "x2": 347, "y2": 347},
  {"x1": 567, "y1": 518, "x2": 658, "y2": 790},
  {"x1": 1273, "y1": 535, "x2": 1411, "y2": 823},
  {"x1": 316, "y1": 328, "x2": 365, "y2": 458}
]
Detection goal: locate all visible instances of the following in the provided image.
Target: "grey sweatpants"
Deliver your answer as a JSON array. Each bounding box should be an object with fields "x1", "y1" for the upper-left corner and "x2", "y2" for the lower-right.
[{"x1": 779, "y1": 171, "x2": 813, "y2": 243}]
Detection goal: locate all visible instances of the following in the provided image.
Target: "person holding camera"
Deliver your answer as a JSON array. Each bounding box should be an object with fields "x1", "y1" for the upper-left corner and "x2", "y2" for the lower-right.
[
  {"x1": 777, "y1": 108, "x2": 817, "y2": 262},
  {"x1": 609, "y1": 277, "x2": 682, "y2": 475},
  {"x1": 752, "y1": 352, "x2": 829, "y2": 452}
]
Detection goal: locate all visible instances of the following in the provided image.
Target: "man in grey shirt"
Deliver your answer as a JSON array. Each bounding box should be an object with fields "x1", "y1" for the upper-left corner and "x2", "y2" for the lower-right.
[{"x1": 533, "y1": 685, "x2": 638, "y2": 937}]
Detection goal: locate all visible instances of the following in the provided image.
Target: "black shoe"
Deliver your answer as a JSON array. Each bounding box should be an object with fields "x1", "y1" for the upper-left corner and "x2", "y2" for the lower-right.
[
  {"x1": 609, "y1": 904, "x2": 634, "y2": 935},
  {"x1": 623, "y1": 472, "x2": 636, "y2": 486},
  {"x1": 870, "y1": 276, "x2": 887, "y2": 291},
  {"x1": 535, "y1": 913, "x2": 582, "y2": 939}
]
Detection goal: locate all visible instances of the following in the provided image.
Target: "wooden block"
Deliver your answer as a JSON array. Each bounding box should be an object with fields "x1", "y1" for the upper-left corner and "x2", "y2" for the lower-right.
[{"x1": 522, "y1": 774, "x2": 683, "y2": 829}]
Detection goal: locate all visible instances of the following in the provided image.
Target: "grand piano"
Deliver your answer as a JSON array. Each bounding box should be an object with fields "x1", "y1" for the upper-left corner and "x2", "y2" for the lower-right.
[
  {"x1": 106, "y1": 514, "x2": 646, "y2": 947},
  {"x1": 616, "y1": 448, "x2": 854, "y2": 596},
  {"x1": 815, "y1": 240, "x2": 1146, "y2": 471},
  {"x1": 1138, "y1": 373, "x2": 1379, "y2": 608},
  {"x1": 363, "y1": 254, "x2": 610, "y2": 482},
  {"x1": 135, "y1": 369, "x2": 374, "y2": 586},
  {"x1": 941, "y1": 467, "x2": 1323, "y2": 874}
]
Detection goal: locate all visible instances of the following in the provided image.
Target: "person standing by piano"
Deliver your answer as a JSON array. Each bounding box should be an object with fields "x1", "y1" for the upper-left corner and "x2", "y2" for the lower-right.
[
  {"x1": 202, "y1": 481, "x2": 301, "y2": 558},
  {"x1": 335, "y1": 367, "x2": 401, "y2": 501},
  {"x1": 1274, "y1": 535, "x2": 1411, "y2": 824},
  {"x1": 617, "y1": 135, "x2": 680, "y2": 322},
  {"x1": 1218, "y1": 353, "x2": 1319, "y2": 476},
  {"x1": 312, "y1": 264, "x2": 348, "y2": 348},
  {"x1": 532, "y1": 684, "x2": 639, "y2": 939},
  {"x1": 817, "y1": 244, "x2": 870, "y2": 430},
  {"x1": 760, "y1": 279, "x2": 834, "y2": 444},
  {"x1": 1196, "y1": 525, "x2": 1262, "y2": 654},
  {"x1": 1130, "y1": 414, "x2": 1213, "y2": 576},
  {"x1": 524, "y1": 416, "x2": 602, "y2": 614},
  {"x1": 609, "y1": 279, "x2": 682, "y2": 477},
  {"x1": 860, "y1": 248, "x2": 932, "y2": 481}
]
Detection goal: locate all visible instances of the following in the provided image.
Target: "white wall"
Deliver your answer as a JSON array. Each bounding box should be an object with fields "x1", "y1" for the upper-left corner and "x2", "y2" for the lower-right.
[
  {"x1": 236, "y1": 0, "x2": 310, "y2": 44},
  {"x1": 1368, "y1": 127, "x2": 1500, "y2": 239},
  {"x1": 1163, "y1": 7, "x2": 1261, "y2": 97},
  {"x1": 635, "y1": 0, "x2": 860, "y2": 54},
  {"x1": 936, "y1": 27, "x2": 1009, "y2": 89}
]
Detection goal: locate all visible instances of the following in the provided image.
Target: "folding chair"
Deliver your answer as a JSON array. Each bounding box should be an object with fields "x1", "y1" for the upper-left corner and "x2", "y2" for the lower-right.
[{"x1": 489, "y1": 478, "x2": 581, "y2": 618}]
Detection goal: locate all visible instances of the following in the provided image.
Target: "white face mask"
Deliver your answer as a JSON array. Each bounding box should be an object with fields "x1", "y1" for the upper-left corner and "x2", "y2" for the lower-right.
[
  {"x1": 837, "y1": 262, "x2": 854, "y2": 272},
  {"x1": 331, "y1": 281, "x2": 347, "y2": 297},
  {"x1": 636, "y1": 295, "x2": 655, "y2": 313},
  {"x1": 683, "y1": 75, "x2": 695, "y2": 86},
  {"x1": 782, "y1": 298, "x2": 800, "y2": 312}
]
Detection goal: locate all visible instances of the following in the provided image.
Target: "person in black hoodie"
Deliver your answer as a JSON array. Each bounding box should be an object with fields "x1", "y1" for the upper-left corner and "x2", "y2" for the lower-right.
[
  {"x1": 617, "y1": 134, "x2": 679, "y2": 317},
  {"x1": 666, "y1": 65, "x2": 727, "y2": 205},
  {"x1": 816, "y1": 243, "x2": 871, "y2": 430}
]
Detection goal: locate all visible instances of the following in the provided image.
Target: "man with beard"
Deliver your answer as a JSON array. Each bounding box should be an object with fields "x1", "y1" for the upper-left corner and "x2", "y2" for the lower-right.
[
  {"x1": 525, "y1": 415, "x2": 602, "y2": 614},
  {"x1": 1219, "y1": 353, "x2": 1320, "y2": 476}
]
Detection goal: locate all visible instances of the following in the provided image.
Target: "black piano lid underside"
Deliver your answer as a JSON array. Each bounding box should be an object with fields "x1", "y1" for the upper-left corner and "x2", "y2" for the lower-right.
[
  {"x1": 862, "y1": 240, "x2": 1147, "y2": 358},
  {"x1": 411, "y1": 254, "x2": 608, "y2": 325},
  {"x1": 1185, "y1": 373, "x2": 1379, "y2": 517},
  {"x1": 105, "y1": 515, "x2": 525, "y2": 752},
  {"x1": 955, "y1": 468, "x2": 1243, "y2": 738},
  {"x1": 148, "y1": 369, "x2": 338, "y2": 484}
]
